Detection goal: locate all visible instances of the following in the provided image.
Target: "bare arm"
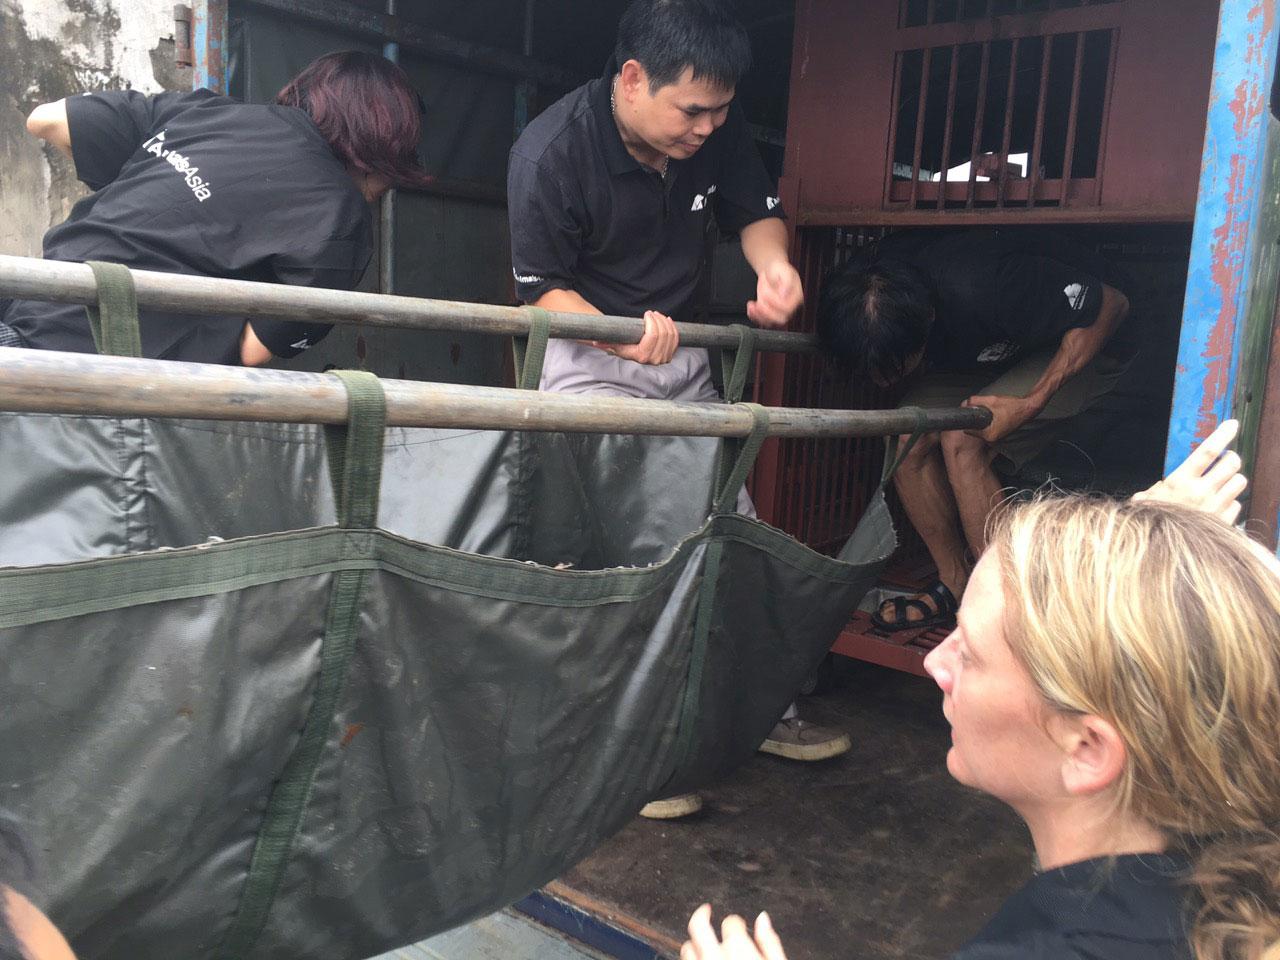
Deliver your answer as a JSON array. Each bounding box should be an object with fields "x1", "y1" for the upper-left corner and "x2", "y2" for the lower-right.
[
  {"x1": 1021, "y1": 283, "x2": 1129, "y2": 413},
  {"x1": 967, "y1": 283, "x2": 1129, "y2": 442},
  {"x1": 239, "y1": 323, "x2": 275, "y2": 367},
  {"x1": 533, "y1": 288, "x2": 604, "y2": 319},
  {"x1": 739, "y1": 218, "x2": 790, "y2": 276},
  {"x1": 739, "y1": 219, "x2": 803, "y2": 329},
  {"x1": 26, "y1": 100, "x2": 72, "y2": 158},
  {"x1": 532, "y1": 288, "x2": 678, "y2": 366}
]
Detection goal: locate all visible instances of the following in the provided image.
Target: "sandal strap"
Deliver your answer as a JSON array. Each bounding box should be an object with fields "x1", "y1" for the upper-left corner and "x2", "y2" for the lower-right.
[
  {"x1": 877, "y1": 595, "x2": 937, "y2": 626},
  {"x1": 900, "y1": 598, "x2": 937, "y2": 618},
  {"x1": 924, "y1": 580, "x2": 959, "y2": 615}
]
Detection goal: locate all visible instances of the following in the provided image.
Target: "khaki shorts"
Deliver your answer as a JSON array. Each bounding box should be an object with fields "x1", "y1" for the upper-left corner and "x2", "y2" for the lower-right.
[{"x1": 900, "y1": 350, "x2": 1129, "y2": 470}]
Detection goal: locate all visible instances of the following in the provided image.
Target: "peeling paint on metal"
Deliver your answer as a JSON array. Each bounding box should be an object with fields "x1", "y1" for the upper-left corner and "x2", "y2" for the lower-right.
[
  {"x1": 191, "y1": 0, "x2": 226, "y2": 93},
  {"x1": 1200, "y1": 151, "x2": 1254, "y2": 441},
  {"x1": 15, "y1": 0, "x2": 173, "y2": 93},
  {"x1": 1165, "y1": 0, "x2": 1280, "y2": 473},
  {"x1": 0, "y1": 0, "x2": 188, "y2": 257}
]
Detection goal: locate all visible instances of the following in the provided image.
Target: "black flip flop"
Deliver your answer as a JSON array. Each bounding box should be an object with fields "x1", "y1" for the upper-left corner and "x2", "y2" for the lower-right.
[{"x1": 870, "y1": 580, "x2": 958, "y2": 633}]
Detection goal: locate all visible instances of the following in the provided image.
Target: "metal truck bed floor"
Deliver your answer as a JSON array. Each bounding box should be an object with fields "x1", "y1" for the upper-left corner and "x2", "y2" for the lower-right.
[{"x1": 548, "y1": 660, "x2": 1034, "y2": 959}]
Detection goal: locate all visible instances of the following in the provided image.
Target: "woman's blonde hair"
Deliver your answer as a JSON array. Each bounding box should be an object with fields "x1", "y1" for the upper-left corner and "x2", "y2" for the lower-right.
[{"x1": 988, "y1": 496, "x2": 1280, "y2": 960}]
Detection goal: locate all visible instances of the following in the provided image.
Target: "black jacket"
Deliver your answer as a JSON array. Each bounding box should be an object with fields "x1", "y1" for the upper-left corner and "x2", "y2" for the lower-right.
[{"x1": 950, "y1": 854, "x2": 1191, "y2": 960}]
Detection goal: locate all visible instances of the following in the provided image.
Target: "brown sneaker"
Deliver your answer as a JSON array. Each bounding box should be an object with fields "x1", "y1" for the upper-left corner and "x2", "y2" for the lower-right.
[
  {"x1": 757, "y1": 718, "x2": 851, "y2": 762},
  {"x1": 638, "y1": 793, "x2": 703, "y2": 819}
]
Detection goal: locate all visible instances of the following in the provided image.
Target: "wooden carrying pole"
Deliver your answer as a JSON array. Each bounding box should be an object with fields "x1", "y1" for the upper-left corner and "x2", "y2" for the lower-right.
[
  {"x1": 0, "y1": 348, "x2": 991, "y2": 439},
  {"x1": 0, "y1": 255, "x2": 819, "y2": 355}
]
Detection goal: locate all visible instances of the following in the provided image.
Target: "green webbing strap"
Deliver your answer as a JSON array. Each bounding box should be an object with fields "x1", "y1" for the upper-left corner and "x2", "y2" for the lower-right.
[
  {"x1": 323, "y1": 370, "x2": 387, "y2": 529},
  {"x1": 669, "y1": 535, "x2": 725, "y2": 770},
  {"x1": 83, "y1": 261, "x2": 141, "y2": 358},
  {"x1": 877, "y1": 406, "x2": 929, "y2": 489},
  {"x1": 511, "y1": 306, "x2": 553, "y2": 390},
  {"x1": 216, "y1": 372, "x2": 385, "y2": 959},
  {"x1": 718, "y1": 323, "x2": 758, "y2": 404},
  {"x1": 713, "y1": 402, "x2": 770, "y2": 514}
]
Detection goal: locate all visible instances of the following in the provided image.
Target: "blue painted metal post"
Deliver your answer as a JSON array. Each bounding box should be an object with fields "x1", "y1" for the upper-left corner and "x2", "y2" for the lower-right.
[
  {"x1": 1166, "y1": 0, "x2": 1280, "y2": 509},
  {"x1": 192, "y1": 0, "x2": 229, "y2": 93}
]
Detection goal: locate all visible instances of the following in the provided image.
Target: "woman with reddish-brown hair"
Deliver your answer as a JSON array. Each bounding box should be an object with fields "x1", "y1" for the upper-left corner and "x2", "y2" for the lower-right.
[
  {"x1": 681, "y1": 422, "x2": 1280, "y2": 960},
  {"x1": 5, "y1": 51, "x2": 430, "y2": 365}
]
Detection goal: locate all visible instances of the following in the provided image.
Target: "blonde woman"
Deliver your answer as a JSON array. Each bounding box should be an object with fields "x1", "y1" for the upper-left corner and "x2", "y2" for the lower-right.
[{"x1": 682, "y1": 421, "x2": 1279, "y2": 960}]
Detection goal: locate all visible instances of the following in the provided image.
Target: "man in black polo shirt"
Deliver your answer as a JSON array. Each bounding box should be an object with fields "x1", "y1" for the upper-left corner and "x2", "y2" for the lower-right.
[
  {"x1": 507, "y1": 0, "x2": 802, "y2": 397},
  {"x1": 508, "y1": 0, "x2": 849, "y2": 819},
  {"x1": 816, "y1": 229, "x2": 1134, "y2": 632}
]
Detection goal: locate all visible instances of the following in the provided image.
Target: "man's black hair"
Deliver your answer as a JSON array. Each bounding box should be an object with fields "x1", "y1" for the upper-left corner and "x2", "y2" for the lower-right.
[
  {"x1": 0, "y1": 817, "x2": 34, "y2": 960},
  {"x1": 614, "y1": 0, "x2": 752, "y2": 92},
  {"x1": 816, "y1": 256, "x2": 935, "y2": 383}
]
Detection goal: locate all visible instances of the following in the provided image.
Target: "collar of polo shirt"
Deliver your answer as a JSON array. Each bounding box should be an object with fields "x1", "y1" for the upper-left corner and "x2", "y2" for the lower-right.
[{"x1": 592, "y1": 57, "x2": 670, "y2": 178}]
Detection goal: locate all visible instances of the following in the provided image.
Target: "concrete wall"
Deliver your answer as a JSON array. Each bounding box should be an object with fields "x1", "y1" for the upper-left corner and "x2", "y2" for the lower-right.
[{"x1": 0, "y1": 0, "x2": 189, "y2": 257}]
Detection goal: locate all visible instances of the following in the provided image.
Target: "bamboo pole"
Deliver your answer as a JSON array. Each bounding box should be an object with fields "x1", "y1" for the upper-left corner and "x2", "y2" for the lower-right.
[
  {"x1": 0, "y1": 256, "x2": 820, "y2": 355},
  {"x1": 0, "y1": 348, "x2": 991, "y2": 439}
]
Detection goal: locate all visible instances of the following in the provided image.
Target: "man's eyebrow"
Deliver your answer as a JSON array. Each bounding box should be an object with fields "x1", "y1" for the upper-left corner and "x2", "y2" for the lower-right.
[{"x1": 680, "y1": 95, "x2": 735, "y2": 112}]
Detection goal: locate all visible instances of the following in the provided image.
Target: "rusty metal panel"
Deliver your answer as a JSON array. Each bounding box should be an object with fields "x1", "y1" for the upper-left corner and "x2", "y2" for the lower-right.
[
  {"x1": 902, "y1": 0, "x2": 1121, "y2": 28},
  {"x1": 1096, "y1": 0, "x2": 1219, "y2": 213},
  {"x1": 785, "y1": 0, "x2": 901, "y2": 222}
]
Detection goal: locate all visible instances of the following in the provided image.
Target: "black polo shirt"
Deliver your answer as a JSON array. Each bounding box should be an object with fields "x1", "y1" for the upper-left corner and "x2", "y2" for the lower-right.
[
  {"x1": 3, "y1": 89, "x2": 372, "y2": 363},
  {"x1": 950, "y1": 854, "x2": 1191, "y2": 960},
  {"x1": 872, "y1": 229, "x2": 1136, "y2": 373},
  {"x1": 507, "y1": 60, "x2": 784, "y2": 322}
]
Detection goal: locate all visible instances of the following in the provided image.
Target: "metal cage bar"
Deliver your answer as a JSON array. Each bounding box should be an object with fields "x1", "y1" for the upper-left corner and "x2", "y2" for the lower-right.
[
  {"x1": 1025, "y1": 35, "x2": 1054, "y2": 207},
  {"x1": 966, "y1": 41, "x2": 993, "y2": 209},
  {"x1": 936, "y1": 45, "x2": 962, "y2": 210},
  {"x1": 909, "y1": 47, "x2": 934, "y2": 206},
  {"x1": 1059, "y1": 31, "x2": 1087, "y2": 205},
  {"x1": 1093, "y1": 26, "x2": 1120, "y2": 204},
  {"x1": 884, "y1": 53, "x2": 908, "y2": 209},
  {"x1": 996, "y1": 37, "x2": 1021, "y2": 207}
]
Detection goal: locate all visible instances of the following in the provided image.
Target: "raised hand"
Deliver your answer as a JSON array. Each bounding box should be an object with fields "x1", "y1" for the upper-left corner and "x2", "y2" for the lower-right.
[
  {"x1": 1134, "y1": 419, "x2": 1248, "y2": 523},
  {"x1": 681, "y1": 904, "x2": 789, "y2": 960}
]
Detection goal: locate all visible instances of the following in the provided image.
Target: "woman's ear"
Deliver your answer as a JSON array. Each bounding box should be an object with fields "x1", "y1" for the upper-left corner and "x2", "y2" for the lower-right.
[{"x1": 1053, "y1": 713, "x2": 1127, "y2": 797}]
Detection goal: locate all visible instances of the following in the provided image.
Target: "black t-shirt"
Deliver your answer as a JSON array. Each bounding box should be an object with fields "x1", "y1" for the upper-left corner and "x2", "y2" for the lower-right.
[
  {"x1": 507, "y1": 60, "x2": 784, "y2": 322},
  {"x1": 4, "y1": 89, "x2": 372, "y2": 363},
  {"x1": 873, "y1": 229, "x2": 1135, "y2": 373},
  {"x1": 950, "y1": 854, "x2": 1191, "y2": 960}
]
